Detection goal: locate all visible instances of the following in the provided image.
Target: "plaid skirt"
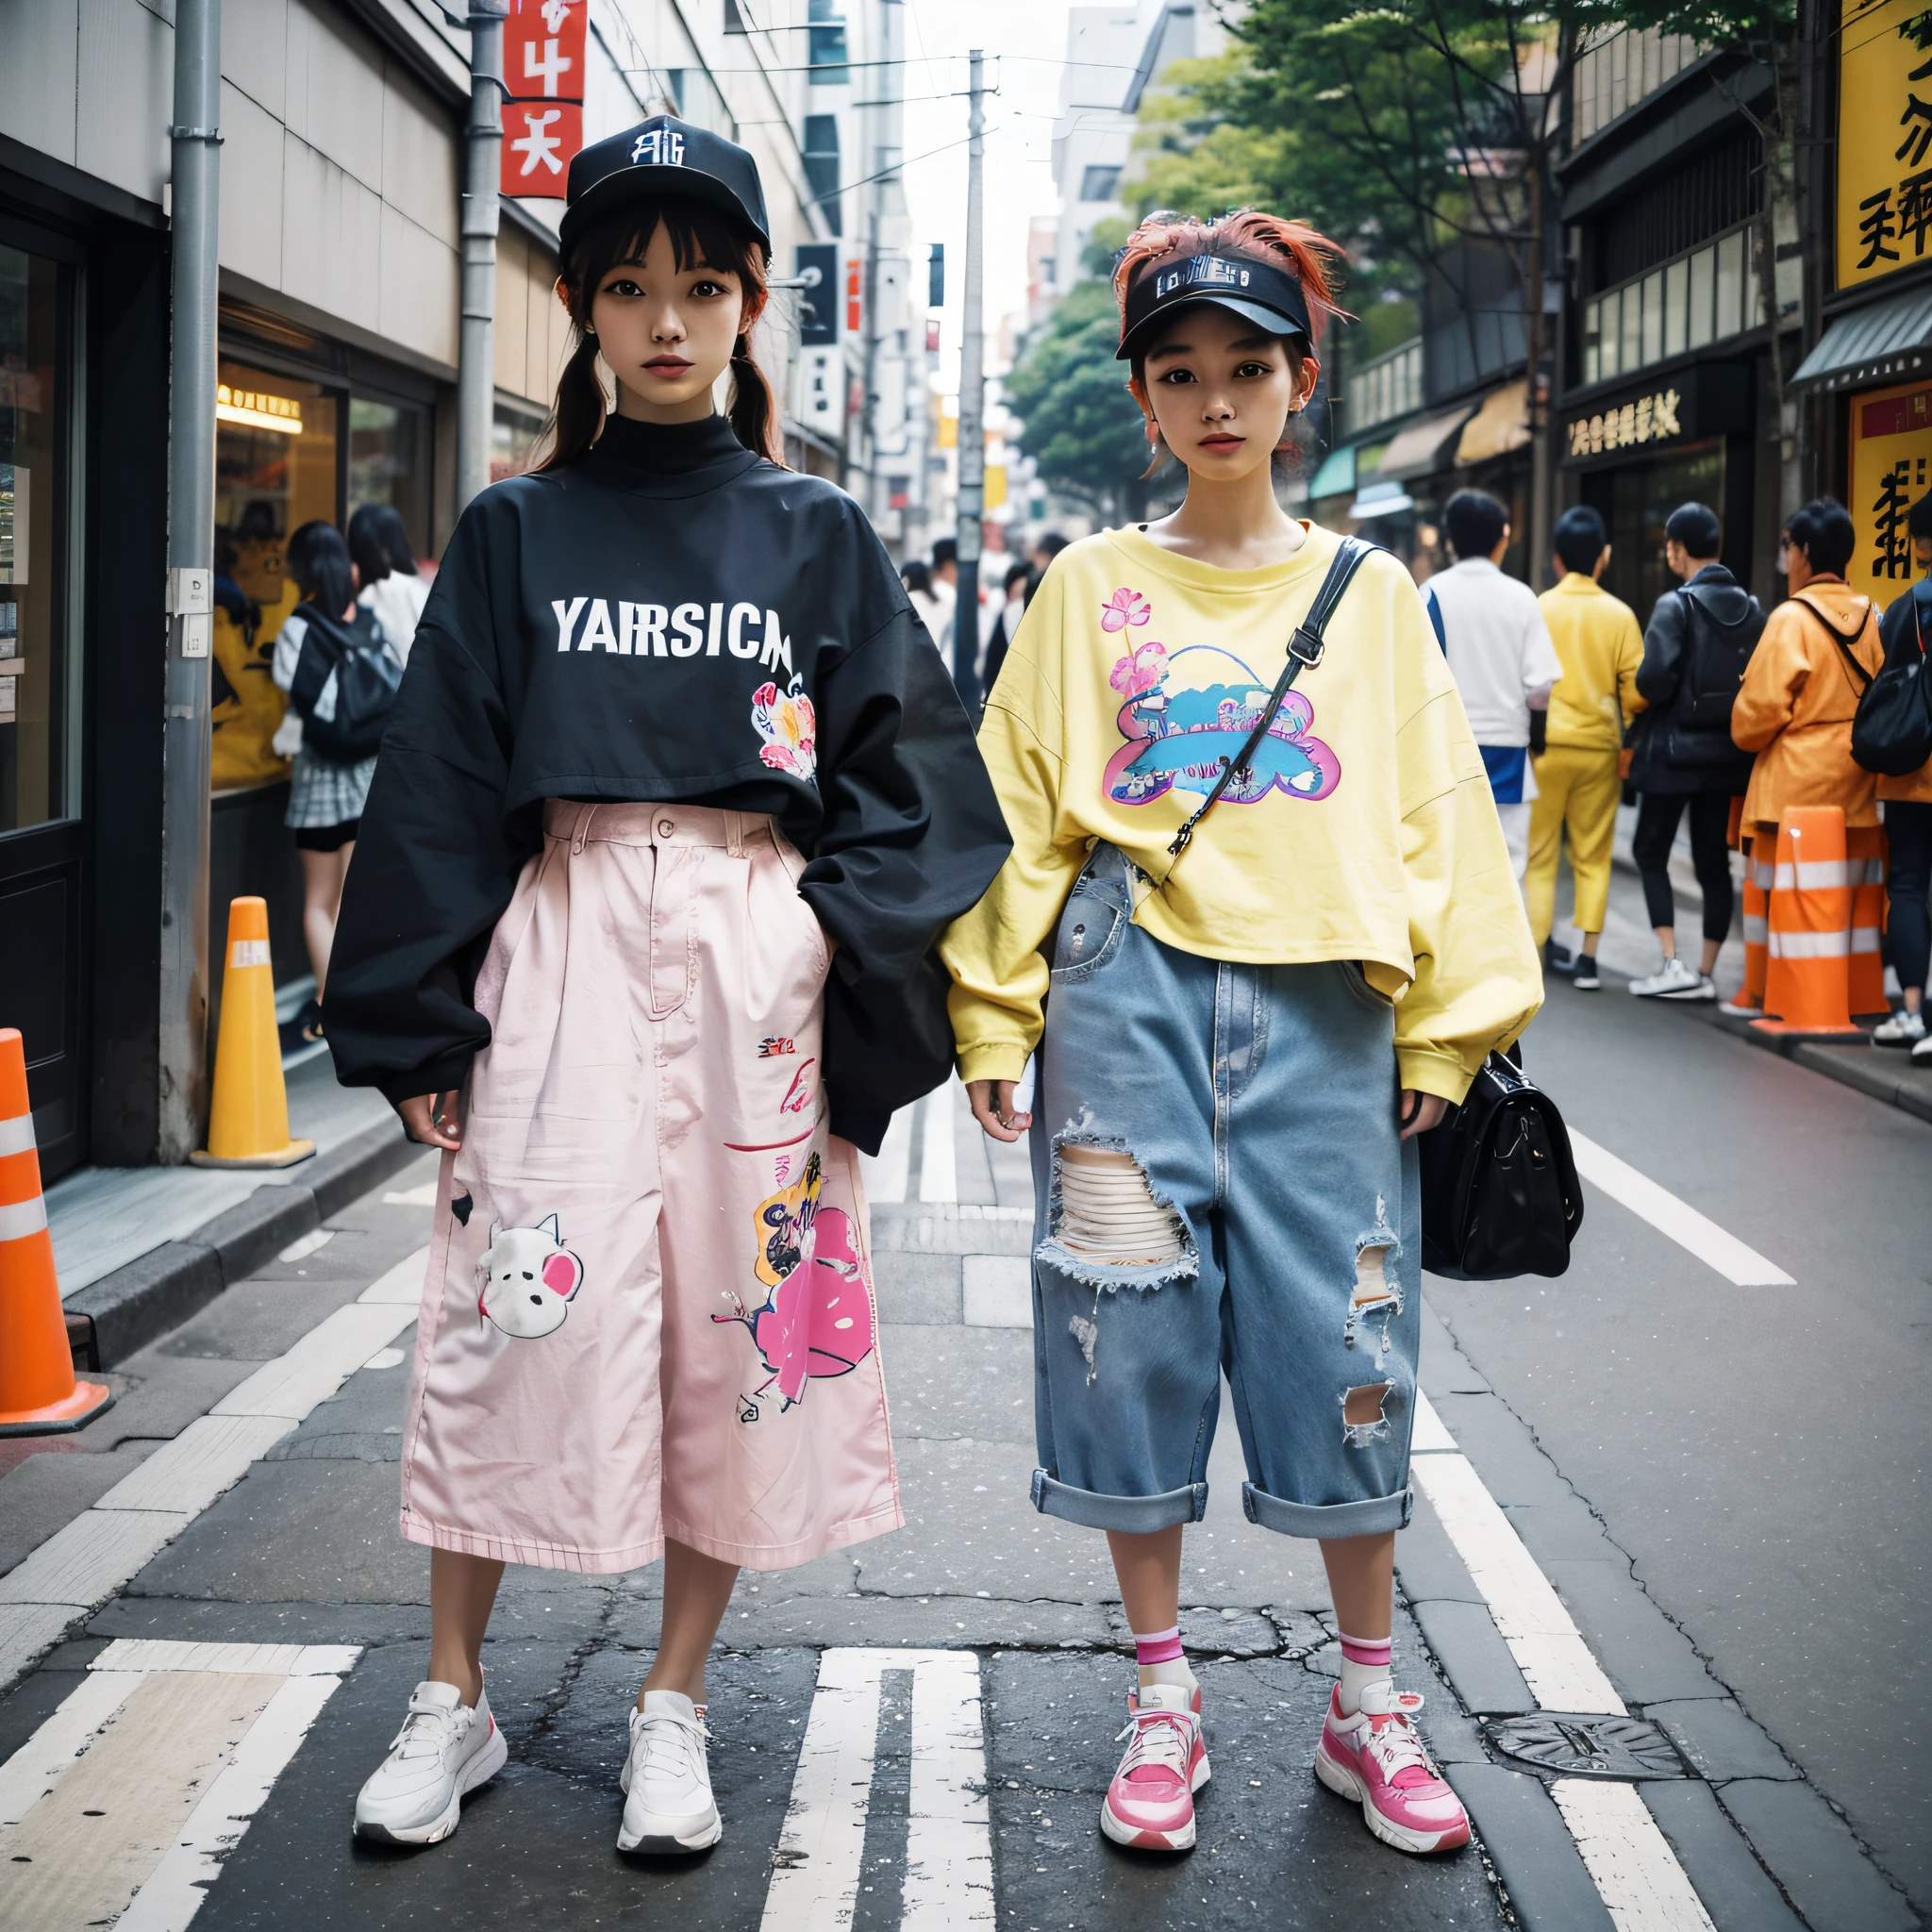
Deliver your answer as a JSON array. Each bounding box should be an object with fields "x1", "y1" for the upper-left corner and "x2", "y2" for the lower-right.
[{"x1": 285, "y1": 747, "x2": 376, "y2": 831}]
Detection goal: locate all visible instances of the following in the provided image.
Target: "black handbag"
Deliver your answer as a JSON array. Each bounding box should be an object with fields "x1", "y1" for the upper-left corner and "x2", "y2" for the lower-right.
[
  {"x1": 1851, "y1": 586, "x2": 1932, "y2": 777},
  {"x1": 1419, "y1": 1048, "x2": 1584, "y2": 1281}
]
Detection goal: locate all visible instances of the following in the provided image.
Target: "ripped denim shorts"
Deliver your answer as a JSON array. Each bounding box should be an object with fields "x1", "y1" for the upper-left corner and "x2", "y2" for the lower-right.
[{"x1": 1028, "y1": 841, "x2": 1419, "y2": 1541}]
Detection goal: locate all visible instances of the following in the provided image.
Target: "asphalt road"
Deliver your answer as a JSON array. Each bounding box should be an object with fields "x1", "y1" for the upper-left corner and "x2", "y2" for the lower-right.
[{"x1": 0, "y1": 941, "x2": 1924, "y2": 1930}]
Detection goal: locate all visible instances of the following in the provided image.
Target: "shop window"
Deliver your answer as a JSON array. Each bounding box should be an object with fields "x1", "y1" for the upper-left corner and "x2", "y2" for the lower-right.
[
  {"x1": 212, "y1": 362, "x2": 338, "y2": 793},
  {"x1": 1663, "y1": 258, "x2": 1689, "y2": 359},
  {"x1": 1619, "y1": 284, "x2": 1641, "y2": 378},
  {"x1": 1714, "y1": 232, "x2": 1744, "y2": 341},
  {"x1": 0, "y1": 242, "x2": 75, "y2": 835},
  {"x1": 493, "y1": 405, "x2": 548, "y2": 482},
  {"x1": 349, "y1": 397, "x2": 431, "y2": 562},
  {"x1": 1688, "y1": 248, "x2": 1715, "y2": 349}
]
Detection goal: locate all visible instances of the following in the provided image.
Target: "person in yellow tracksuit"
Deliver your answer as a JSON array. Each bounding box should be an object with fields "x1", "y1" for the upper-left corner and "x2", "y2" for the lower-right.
[{"x1": 1524, "y1": 505, "x2": 1643, "y2": 988}]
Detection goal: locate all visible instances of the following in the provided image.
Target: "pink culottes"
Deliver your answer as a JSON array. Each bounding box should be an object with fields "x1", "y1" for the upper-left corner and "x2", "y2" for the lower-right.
[{"x1": 397, "y1": 801, "x2": 901, "y2": 1573}]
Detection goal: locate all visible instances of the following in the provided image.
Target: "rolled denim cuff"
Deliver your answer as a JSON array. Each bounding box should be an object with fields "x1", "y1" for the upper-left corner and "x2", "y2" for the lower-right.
[
  {"x1": 1031, "y1": 1469, "x2": 1208, "y2": 1531},
  {"x1": 1241, "y1": 1481, "x2": 1412, "y2": 1540}
]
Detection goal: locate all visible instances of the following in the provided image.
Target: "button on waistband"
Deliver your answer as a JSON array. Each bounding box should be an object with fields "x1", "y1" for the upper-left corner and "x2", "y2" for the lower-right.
[{"x1": 658, "y1": 818, "x2": 676, "y2": 838}]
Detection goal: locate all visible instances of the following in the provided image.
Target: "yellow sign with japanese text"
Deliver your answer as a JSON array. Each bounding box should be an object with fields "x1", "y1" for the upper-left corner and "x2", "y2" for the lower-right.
[
  {"x1": 1848, "y1": 380, "x2": 1932, "y2": 598},
  {"x1": 1839, "y1": 0, "x2": 1932, "y2": 288}
]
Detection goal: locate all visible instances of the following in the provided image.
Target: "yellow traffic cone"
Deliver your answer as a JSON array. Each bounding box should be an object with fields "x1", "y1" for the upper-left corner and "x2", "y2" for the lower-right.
[
  {"x1": 190, "y1": 897, "x2": 317, "y2": 1169},
  {"x1": 0, "y1": 1028, "x2": 113, "y2": 1434}
]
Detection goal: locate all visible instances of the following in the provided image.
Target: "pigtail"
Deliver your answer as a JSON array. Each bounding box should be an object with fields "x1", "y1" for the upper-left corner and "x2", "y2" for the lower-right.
[
  {"x1": 728, "y1": 332, "x2": 786, "y2": 467},
  {"x1": 538, "y1": 332, "x2": 607, "y2": 474}
]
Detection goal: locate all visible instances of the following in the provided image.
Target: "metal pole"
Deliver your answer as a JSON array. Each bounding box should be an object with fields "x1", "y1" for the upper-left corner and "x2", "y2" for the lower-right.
[
  {"x1": 157, "y1": 0, "x2": 222, "y2": 1162},
  {"x1": 458, "y1": 0, "x2": 507, "y2": 513},
  {"x1": 951, "y1": 48, "x2": 985, "y2": 708}
]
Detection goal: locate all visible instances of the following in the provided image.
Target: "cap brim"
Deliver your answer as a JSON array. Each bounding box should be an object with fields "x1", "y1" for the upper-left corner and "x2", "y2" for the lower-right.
[
  {"x1": 559, "y1": 169, "x2": 771, "y2": 258},
  {"x1": 1116, "y1": 293, "x2": 1310, "y2": 361}
]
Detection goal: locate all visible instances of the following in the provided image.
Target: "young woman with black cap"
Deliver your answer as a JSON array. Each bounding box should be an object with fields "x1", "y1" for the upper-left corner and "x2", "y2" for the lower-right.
[
  {"x1": 943, "y1": 210, "x2": 1541, "y2": 1859},
  {"x1": 325, "y1": 115, "x2": 1008, "y2": 1856}
]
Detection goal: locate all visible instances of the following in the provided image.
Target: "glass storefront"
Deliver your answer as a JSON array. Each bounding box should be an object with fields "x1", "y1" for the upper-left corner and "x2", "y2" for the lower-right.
[
  {"x1": 349, "y1": 395, "x2": 432, "y2": 558},
  {"x1": 0, "y1": 242, "x2": 75, "y2": 834},
  {"x1": 1587, "y1": 441, "x2": 1726, "y2": 620}
]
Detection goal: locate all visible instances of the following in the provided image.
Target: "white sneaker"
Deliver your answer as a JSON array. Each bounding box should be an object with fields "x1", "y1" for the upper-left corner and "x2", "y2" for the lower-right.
[
  {"x1": 1719, "y1": 995, "x2": 1764, "y2": 1018},
  {"x1": 1912, "y1": 1031, "x2": 1932, "y2": 1064},
  {"x1": 353, "y1": 1679, "x2": 508, "y2": 1844},
  {"x1": 618, "y1": 1690, "x2": 723, "y2": 1854},
  {"x1": 1872, "y1": 1009, "x2": 1926, "y2": 1047},
  {"x1": 1630, "y1": 958, "x2": 1716, "y2": 1001}
]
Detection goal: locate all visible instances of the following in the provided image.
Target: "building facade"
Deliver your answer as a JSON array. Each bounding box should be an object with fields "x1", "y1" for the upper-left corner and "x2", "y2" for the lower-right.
[{"x1": 0, "y1": 0, "x2": 922, "y2": 1179}]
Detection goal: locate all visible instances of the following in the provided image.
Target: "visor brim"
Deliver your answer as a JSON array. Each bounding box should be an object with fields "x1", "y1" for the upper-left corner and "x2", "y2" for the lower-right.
[
  {"x1": 1116, "y1": 293, "x2": 1310, "y2": 361},
  {"x1": 559, "y1": 170, "x2": 771, "y2": 258}
]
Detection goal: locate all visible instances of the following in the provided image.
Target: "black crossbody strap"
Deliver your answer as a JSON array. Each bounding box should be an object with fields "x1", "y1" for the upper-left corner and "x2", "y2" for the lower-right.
[
  {"x1": 1794, "y1": 591, "x2": 1875, "y2": 693},
  {"x1": 1166, "y1": 535, "x2": 1380, "y2": 862}
]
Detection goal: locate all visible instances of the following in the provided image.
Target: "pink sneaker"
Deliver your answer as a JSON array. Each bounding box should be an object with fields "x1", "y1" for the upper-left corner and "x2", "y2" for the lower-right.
[
  {"x1": 1099, "y1": 1682, "x2": 1209, "y2": 1851},
  {"x1": 1314, "y1": 1682, "x2": 1471, "y2": 1855}
]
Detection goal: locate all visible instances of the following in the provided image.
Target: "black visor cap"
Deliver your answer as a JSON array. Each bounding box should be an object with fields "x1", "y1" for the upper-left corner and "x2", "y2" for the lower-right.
[
  {"x1": 1116, "y1": 252, "x2": 1312, "y2": 361},
  {"x1": 559, "y1": 115, "x2": 771, "y2": 258}
]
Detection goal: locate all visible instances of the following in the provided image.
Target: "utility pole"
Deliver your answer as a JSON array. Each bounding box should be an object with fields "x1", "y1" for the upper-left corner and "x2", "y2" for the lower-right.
[
  {"x1": 158, "y1": 0, "x2": 222, "y2": 1161},
  {"x1": 952, "y1": 48, "x2": 986, "y2": 708},
  {"x1": 458, "y1": 0, "x2": 507, "y2": 513}
]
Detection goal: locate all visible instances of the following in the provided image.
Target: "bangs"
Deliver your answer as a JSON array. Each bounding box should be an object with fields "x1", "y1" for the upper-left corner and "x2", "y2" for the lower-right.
[{"x1": 567, "y1": 197, "x2": 762, "y2": 304}]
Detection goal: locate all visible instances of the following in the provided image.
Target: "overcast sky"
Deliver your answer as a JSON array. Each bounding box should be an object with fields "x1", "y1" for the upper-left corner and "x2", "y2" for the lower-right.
[{"x1": 891, "y1": 1, "x2": 1085, "y2": 389}]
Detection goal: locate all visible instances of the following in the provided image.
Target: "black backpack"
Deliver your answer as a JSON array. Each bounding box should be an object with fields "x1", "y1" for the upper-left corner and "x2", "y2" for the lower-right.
[
  {"x1": 289, "y1": 604, "x2": 402, "y2": 763},
  {"x1": 1851, "y1": 583, "x2": 1932, "y2": 776},
  {"x1": 1675, "y1": 581, "x2": 1764, "y2": 731}
]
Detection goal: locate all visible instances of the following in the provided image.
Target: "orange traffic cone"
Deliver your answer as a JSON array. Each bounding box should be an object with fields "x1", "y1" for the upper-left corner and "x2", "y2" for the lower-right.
[
  {"x1": 0, "y1": 1028, "x2": 113, "y2": 1435},
  {"x1": 1740, "y1": 840, "x2": 1774, "y2": 1011},
  {"x1": 1752, "y1": 807, "x2": 1862, "y2": 1039},
  {"x1": 1848, "y1": 826, "x2": 1889, "y2": 1019},
  {"x1": 189, "y1": 897, "x2": 316, "y2": 1170}
]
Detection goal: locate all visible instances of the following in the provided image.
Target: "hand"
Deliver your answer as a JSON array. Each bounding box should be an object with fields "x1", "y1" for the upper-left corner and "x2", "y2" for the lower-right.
[
  {"x1": 398, "y1": 1090, "x2": 462, "y2": 1152},
  {"x1": 966, "y1": 1078, "x2": 1032, "y2": 1143},
  {"x1": 1398, "y1": 1089, "x2": 1447, "y2": 1141}
]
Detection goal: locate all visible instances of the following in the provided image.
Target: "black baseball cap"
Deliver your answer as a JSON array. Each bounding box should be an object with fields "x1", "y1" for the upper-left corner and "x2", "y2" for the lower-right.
[
  {"x1": 559, "y1": 115, "x2": 771, "y2": 258},
  {"x1": 1116, "y1": 251, "x2": 1312, "y2": 360}
]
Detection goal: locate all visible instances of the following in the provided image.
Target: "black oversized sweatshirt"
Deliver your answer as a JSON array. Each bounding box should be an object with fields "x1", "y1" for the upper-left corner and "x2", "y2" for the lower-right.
[{"x1": 325, "y1": 414, "x2": 1010, "y2": 1154}]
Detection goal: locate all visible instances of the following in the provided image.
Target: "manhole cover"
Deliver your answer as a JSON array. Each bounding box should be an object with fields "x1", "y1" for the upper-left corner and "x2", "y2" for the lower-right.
[{"x1": 1484, "y1": 1712, "x2": 1686, "y2": 1780}]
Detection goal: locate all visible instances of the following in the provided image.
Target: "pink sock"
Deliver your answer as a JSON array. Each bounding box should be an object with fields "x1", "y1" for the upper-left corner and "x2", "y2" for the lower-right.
[
  {"x1": 1338, "y1": 1630, "x2": 1393, "y2": 1716},
  {"x1": 1134, "y1": 1624, "x2": 1184, "y2": 1667}
]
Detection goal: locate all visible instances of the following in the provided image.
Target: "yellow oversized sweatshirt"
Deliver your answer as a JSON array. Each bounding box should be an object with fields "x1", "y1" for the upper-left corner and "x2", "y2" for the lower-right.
[{"x1": 941, "y1": 524, "x2": 1543, "y2": 1105}]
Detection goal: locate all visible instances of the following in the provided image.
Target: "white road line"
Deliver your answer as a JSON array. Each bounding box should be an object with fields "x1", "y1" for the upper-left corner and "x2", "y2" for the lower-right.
[
  {"x1": 761, "y1": 1648, "x2": 994, "y2": 1931},
  {"x1": 115, "y1": 1670, "x2": 347, "y2": 1932},
  {"x1": 382, "y1": 1181, "x2": 440, "y2": 1207},
  {"x1": 919, "y1": 1084, "x2": 958, "y2": 1204},
  {"x1": 1410, "y1": 1391, "x2": 1714, "y2": 1931},
  {"x1": 0, "y1": 1248, "x2": 429, "y2": 1691},
  {"x1": 275, "y1": 1227, "x2": 334, "y2": 1263},
  {"x1": 1568, "y1": 1132, "x2": 1793, "y2": 1286},
  {"x1": 1552, "y1": 1779, "x2": 1717, "y2": 1931},
  {"x1": 0, "y1": 1641, "x2": 356, "y2": 1931},
  {"x1": 863, "y1": 1105, "x2": 914, "y2": 1205}
]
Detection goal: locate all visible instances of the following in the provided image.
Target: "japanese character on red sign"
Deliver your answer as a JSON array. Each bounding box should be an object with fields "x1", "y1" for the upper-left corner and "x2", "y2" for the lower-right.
[{"x1": 502, "y1": 0, "x2": 587, "y2": 201}]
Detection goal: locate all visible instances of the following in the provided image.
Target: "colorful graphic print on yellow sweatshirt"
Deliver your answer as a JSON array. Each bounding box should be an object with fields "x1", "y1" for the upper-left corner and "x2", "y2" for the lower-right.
[{"x1": 941, "y1": 523, "x2": 1543, "y2": 1106}]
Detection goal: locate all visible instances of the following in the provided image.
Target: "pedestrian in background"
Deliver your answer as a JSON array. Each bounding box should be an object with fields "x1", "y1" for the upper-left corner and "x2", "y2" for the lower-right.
[
  {"x1": 902, "y1": 558, "x2": 949, "y2": 647},
  {"x1": 349, "y1": 503, "x2": 431, "y2": 666},
  {"x1": 1523, "y1": 505, "x2": 1642, "y2": 991},
  {"x1": 1424, "y1": 489, "x2": 1562, "y2": 887},
  {"x1": 980, "y1": 558, "x2": 1033, "y2": 694},
  {"x1": 1873, "y1": 490, "x2": 1932, "y2": 1052},
  {"x1": 1626, "y1": 502, "x2": 1762, "y2": 1002},
  {"x1": 1725, "y1": 498, "x2": 1884, "y2": 1019},
  {"x1": 271, "y1": 520, "x2": 404, "y2": 1042},
  {"x1": 927, "y1": 535, "x2": 960, "y2": 646}
]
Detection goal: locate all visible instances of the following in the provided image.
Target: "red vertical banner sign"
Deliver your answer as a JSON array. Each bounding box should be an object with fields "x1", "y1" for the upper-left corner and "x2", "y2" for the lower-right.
[{"x1": 501, "y1": 0, "x2": 587, "y2": 200}]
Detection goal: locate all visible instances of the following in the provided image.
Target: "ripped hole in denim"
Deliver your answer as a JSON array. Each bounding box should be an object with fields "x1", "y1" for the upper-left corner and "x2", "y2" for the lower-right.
[
  {"x1": 1342, "y1": 1382, "x2": 1395, "y2": 1447},
  {"x1": 1055, "y1": 1142, "x2": 1185, "y2": 1268},
  {"x1": 1342, "y1": 1195, "x2": 1404, "y2": 1361}
]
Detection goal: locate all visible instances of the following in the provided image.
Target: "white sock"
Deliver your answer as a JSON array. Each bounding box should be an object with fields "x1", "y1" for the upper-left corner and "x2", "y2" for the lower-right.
[{"x1": 1337, "y1": 1631, "x2": 1393, "y2": 1717}]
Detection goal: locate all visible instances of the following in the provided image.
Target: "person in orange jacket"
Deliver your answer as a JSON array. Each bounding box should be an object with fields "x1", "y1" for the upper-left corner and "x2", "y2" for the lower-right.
[{"x1": 1724, "y1": 498, "x2": 1885, "y2": 1019}]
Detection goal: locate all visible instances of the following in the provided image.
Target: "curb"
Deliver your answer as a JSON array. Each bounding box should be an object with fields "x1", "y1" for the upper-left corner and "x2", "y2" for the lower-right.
[
  {"x1": 1710, "y1": 1012, "x2": 1932, "y2": 1127},
  {"x1": 64, "y1": 1116, "x2": 422, "y2": 1367}
]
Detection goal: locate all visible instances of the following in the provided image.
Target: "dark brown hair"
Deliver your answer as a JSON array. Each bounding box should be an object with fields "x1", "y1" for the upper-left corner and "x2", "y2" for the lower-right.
[
  {"x1": 539, "y1": 196, "x2": 786, "y2": 472},
  {"x1": 1116, "y1": 208, "x2": 1348, "y2": 478}
]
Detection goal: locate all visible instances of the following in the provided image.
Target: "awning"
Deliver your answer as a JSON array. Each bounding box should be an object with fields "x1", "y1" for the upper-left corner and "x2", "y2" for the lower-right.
[
  {"x1": 1456, "y1": 379, "x2": 1531, "y2": 465},
  {"x1": 1307, "y1": 445, "x2": 1356, "y2": 499},
  {"x1": 1790, "y1": 283, "x2": 1932, "y2": 393},
  {"x1": 1348, "y1": 481, "x2": 1416, "y2": 519},
  {"x1": 1376, "y1": 407, "x2": 1475, "y2": 479}
]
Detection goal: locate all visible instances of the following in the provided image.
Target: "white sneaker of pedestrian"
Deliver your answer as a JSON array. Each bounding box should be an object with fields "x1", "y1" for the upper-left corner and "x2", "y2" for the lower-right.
[
  {"x1": 353, "y1": 1679, "x2": 508, "y2": 1844},
  {"x1": 1718, "y1": 994, "x2": 1764, "y2": 1018},
  {"x1": 1571, "y1": 956, "x2": 1602, "y2": 991},
  {"x1": 1872, "y1": 1008, "x2": 1926, "y2": 1046},
  {"x1": 1629, "y1": 957, "x2": 1702, "y2": 999},
  {"x1": 1912, "y1": 1030, "x2": 1932, "y2": 1064},
  {"x1": 618, "y1": 1690, "x2": 723, "y2": 1854}
]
